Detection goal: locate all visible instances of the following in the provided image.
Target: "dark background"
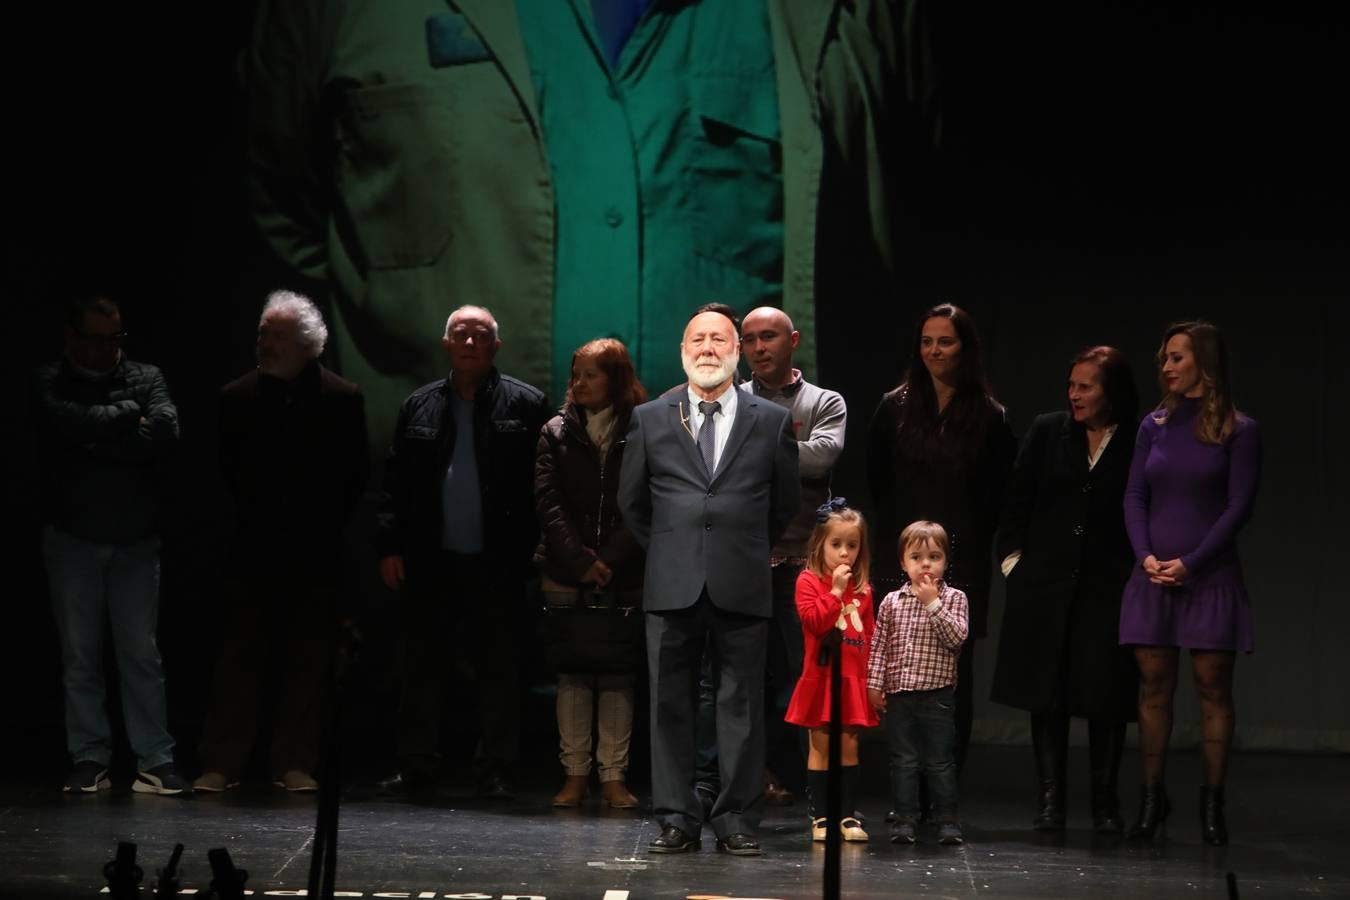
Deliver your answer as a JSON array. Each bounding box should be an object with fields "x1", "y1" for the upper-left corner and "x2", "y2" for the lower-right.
[{"x1": 5, "y1": 2, "x2": 1347, "y2": 781}]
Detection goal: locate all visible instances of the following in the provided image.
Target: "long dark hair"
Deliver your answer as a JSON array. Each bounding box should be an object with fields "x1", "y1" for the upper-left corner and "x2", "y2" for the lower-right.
[{"x1": 892, "y1": 303, "x2": 1000, "y2": 464}]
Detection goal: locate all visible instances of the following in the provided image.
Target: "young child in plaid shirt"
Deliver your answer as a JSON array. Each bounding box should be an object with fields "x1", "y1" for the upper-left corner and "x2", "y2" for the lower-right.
[{"x1": 867, "y1": 520, "x2": 970, "y2": 844}]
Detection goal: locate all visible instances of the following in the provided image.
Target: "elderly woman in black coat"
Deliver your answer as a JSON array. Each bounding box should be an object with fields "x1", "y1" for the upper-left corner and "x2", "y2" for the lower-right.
[
  {"x1": 991, "y1": 346, "x2": 1141, "y2": 832},
  {"x1": 535, "y1": 338, "x2": 647, "y2": 810}
]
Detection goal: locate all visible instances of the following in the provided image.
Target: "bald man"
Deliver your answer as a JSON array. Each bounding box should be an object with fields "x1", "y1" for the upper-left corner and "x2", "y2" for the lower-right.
[{"x1": 739, "y1": 306, "x2": 848, "y2": 808}]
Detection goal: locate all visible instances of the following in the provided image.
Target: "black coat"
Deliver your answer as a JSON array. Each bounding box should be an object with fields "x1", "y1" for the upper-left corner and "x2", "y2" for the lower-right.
[
  {"x1": 533, "y1": 405, "x2": 644, "y2": 591},
  {"x1": 376, "y1": 368, "x2": 549, "y2": 565},
  {"x1": 990, "y1": 411, "x2": 1139, "y2": 719},
  {"x1": 867, "y1": 387, "x2": 1017, "y2": 638},
  {"x1": 32, "y1": 356, "x2": 179, "y2": 544},
  {"x1": 219, "y1": 363, "x2": 369, "y2": 575}
]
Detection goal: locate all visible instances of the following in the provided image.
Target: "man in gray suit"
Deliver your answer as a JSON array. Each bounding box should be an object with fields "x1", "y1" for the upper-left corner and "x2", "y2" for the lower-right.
[{"x1": 618, "y1": 308, "x2": 799, "y2": 856}]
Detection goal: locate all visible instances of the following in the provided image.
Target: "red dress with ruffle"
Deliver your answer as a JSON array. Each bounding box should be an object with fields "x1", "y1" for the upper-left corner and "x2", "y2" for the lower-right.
[{"x1": 785, "y1": 570, "x2": 880, "y2": 728}]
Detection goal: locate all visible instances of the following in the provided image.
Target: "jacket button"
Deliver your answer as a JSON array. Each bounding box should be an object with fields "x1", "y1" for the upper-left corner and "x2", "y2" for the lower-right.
[
  {"x1": 705, "y1": 523, "x2": 712, "y2": 531},
  {"x1": 1072, "y1": 525, "x2": 1085, "y2": 536},
  {"x1": 1082, "y1": 483, "x2": 1092, "y2": 492}
]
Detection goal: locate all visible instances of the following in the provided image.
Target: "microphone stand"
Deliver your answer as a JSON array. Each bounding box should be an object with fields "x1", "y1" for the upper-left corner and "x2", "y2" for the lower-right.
[
  {"x1": 307, "y1": 619, "x2": 361, "y2": 899},
  {"x1": 817, "y1": 629, "x2": 843, "y2": 900}
]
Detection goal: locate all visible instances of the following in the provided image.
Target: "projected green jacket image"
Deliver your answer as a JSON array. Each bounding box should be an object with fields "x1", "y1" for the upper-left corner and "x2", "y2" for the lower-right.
[{"x1": 245, "y1": 0, "x2": 935, "y2": 446}]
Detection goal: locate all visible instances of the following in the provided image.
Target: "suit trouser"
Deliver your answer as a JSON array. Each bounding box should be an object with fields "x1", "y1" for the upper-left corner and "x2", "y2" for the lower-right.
[
  {"x1": 198, "y1": 571, "x2": 336, "y2": 778},
  {"x1": 695, "y1": 561, "x2": 805, "y2": 794},
  {"x1": 648, "y1": 593, "x2": 767, "y2": 838},
  {"x1": 396, "y1": 551, "x2": 521, "y2": 774}
]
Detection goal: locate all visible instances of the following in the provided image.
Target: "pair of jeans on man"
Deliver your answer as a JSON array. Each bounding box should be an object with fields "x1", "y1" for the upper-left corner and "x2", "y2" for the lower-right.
[{"x1": 44, "y1": 526, "x2": 175, "y2": 772}]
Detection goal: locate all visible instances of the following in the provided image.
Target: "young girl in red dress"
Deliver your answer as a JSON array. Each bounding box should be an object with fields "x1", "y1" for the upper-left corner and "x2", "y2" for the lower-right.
[{"x1": 785, "y1": 498, "x2": 880, "y2": 842}]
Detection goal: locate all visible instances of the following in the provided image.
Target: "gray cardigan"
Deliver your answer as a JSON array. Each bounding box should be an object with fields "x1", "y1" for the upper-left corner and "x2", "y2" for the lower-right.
[{"x1": 742, "y1": 370, "x2": 846, "y2": 557}]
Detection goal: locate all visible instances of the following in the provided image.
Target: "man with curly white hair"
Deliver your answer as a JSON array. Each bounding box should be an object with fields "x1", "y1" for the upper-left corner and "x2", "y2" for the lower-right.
[{"x1": 195, "y1": 290, "x2": 369, "y2": 793}]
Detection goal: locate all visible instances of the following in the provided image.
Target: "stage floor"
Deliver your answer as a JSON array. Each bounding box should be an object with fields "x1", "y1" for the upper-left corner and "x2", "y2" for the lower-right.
[{"x1": 1, "y1": 746, "x2": 1345, "y2": 899}]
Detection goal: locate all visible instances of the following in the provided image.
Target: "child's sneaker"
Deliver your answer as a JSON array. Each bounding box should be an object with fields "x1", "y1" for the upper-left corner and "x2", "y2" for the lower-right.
[
  {"x1": 133, "y1": 763, "x2": 189, "y2": 796},
  {"x1": 811, "y1": 817, "x2": 828, "y2": 841},
  {"x1": 63, "y1": 760, "x2": 110, "y2": 794},
  {"x1": 937, "y1": 821, "x2": 964, "y2": 845},
  {"x1": 889, "y1": 820, "x2": 917, "y2": 844}
]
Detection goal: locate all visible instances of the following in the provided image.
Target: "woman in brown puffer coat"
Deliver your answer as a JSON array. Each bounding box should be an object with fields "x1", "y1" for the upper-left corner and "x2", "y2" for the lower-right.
[{"x1": 535, "y1": 338, "x2": 648, "y2": 809}]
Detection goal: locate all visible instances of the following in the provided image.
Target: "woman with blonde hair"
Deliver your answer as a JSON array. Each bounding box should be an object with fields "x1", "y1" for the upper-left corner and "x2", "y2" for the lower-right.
[{"x1": 1119, "y1": 321, "x2": 1262, "y2": 845}]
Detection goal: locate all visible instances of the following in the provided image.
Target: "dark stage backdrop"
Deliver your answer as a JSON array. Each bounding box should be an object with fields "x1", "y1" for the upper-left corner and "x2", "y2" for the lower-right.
[{"x1": 5, "y1": 3, "x2": 1346, "y2": 777}]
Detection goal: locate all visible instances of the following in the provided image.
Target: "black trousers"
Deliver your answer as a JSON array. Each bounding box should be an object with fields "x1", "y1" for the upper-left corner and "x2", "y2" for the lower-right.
[
  {"x1": 199, "y1": 571, "x2": 337, "y2": 778},
  {"x1": 395, "y1": 551, "x2": 522, "y2": 775},
  {"x1": 649, "y1": 592, "x2": 768, "y2": 839}
]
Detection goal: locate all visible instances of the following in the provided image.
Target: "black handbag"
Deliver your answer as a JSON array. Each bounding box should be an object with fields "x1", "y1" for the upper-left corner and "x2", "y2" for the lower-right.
[{"x1": 542, "y1": 587, "x2": 645, "y2": 674}]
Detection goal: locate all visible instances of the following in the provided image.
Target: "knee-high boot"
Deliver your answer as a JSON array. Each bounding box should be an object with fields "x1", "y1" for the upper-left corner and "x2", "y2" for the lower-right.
[
  {"x1": 1030, "y1": 711, "x2": 1068, "y2": 831},
  {"x1": 1088, "y1": 719, "x2": 1126, "y2": 833}
]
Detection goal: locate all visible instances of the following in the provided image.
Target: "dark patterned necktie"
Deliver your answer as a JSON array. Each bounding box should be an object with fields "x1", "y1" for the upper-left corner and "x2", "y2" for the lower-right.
[{"x1": 697, "y1": 400, "x2": 720, "y2": 474}]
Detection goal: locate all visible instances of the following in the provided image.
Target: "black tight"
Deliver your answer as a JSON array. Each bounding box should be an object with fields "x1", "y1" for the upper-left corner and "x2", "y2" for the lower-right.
[{"x1": 1133, "y1": 646, "x2": 1236, "y2": 786}]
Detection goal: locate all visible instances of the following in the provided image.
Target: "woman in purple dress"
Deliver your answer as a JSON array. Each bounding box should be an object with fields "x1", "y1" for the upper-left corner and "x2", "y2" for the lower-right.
[{"x1": 1120, "y1": 321, "x2": 1261, "y2": 845}]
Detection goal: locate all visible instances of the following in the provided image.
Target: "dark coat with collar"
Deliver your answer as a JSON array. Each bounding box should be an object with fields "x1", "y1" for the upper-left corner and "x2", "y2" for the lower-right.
[
  {"x1": 990, "y1": 411, "x2": 1139, "y2": 719},
  {"x1": 533, "y1": 403, "x2": 643, "y2": 591},
  {"x1": 617, "y1": 387, "x2": 799, "y2": 616},
  {"x1": 32, "y1": 356, "x2": 179, "y2": 544},
  {"x1": 376, "y1": 367, "x2": 549, "y2": 564},
  {"x1": 867, "y1": 386, "x2": 1017, "y2": 638},
  {"x1": 219, "y1": 362, "x2": 369, "y2": 575}
]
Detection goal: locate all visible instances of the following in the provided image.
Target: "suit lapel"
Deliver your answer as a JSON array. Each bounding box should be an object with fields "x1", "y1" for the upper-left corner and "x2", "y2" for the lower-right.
[
  {"x1": 1060, "y1": 416, "x2": 1089, "y2": 479},
  {"x1": 711, "y1": 396, "x2": 759, "y2": 486}
]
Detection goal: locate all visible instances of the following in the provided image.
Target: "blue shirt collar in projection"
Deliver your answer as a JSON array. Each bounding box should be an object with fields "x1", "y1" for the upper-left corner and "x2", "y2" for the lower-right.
[{"x1": 591, "y1": 0, "x2": 650, "y2": 67}]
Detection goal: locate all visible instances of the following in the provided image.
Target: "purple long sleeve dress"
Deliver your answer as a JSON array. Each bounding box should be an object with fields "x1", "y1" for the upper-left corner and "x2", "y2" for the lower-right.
[{"x1": 1119, "y1": 397, "x2": 1262, "y2": 651}]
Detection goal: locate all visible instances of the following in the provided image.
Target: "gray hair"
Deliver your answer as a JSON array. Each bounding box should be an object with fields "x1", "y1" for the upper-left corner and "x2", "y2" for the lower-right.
[
  {"x1": 444, "y1": 305, "x2": 499, "y2": 340},
  {"x1": 261, "y1": 290, "x2": 328, "y2": 358}
]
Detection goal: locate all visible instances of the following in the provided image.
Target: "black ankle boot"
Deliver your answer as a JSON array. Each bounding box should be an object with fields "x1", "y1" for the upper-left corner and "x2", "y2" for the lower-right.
[
  {"x1": 1033, "y1": 783, "x2": 1067, "y2": 831},
  {"x1": 1030, "y1": 712, "x2": 1068, "y2": 831},
  {"x1": 1091, "y1": 788, "x2": 1124, "y2": 834},
  {"x1": 1126, "y1": 783, "x2": 1170, "y2": 839},
  {"x1": 1088, "y1": 719, "x2": 1126, "y2": 833},
  {"x1": 1200, "y1": 784, "x2": 1228, "y2": 846}
]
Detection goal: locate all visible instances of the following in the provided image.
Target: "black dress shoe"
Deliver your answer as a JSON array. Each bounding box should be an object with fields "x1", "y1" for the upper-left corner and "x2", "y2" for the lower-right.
[
  {"x1": 376, "y1": 771, "x2": 433, "y2": 798},
  {"x1": 649, "y1": 826, "x2": 701, "y2": 854},
  {"x1": 716, "y1": 833, "x2": 762, "y2": 856},
  {"x1": 477, "y1": 771, "x2": 514, "y2": 801}
]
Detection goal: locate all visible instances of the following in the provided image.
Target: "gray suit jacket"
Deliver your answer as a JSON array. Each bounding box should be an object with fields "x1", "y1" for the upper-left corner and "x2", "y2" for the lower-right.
[{"x1": 618, "y1": 389, "x2": 800, "y2": 616}]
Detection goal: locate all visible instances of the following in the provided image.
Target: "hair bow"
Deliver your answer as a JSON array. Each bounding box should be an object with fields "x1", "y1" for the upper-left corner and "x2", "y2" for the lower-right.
[{"x1": 815, "y1": 496, "x2": 850, "y2": 523}]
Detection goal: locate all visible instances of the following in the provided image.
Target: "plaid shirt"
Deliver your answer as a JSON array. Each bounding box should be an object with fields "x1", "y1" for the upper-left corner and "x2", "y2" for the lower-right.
[{"x1": 866, "y1": 582, "x2": 969, "y2": 694}]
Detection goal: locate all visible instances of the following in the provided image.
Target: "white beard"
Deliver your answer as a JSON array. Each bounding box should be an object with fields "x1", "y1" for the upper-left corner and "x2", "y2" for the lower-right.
[{"x1": 682, "y1": 350, "x2": 739, "y2": 390}]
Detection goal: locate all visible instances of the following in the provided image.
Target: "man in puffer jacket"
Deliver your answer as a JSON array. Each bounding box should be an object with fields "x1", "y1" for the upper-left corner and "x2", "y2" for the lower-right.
[{"x1": 32, "y1": 293, "x2": 187, "y2": 796}]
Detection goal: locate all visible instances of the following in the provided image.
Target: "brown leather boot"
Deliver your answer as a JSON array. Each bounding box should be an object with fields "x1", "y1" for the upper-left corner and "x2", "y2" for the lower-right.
[
  {"x1": 601, "y1": 780, "x2": 639, "y2": 809},
  {"x1": 551, "y1": 775, "x2": 588, "y2": 808}
]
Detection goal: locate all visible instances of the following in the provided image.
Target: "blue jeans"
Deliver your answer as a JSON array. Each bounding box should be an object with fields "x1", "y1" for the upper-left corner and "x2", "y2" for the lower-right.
[
  {"x1": 43, "y1": 526, "x2": 174, "y2": 770},
  {"x1": 885, "y1": 685, "x2": 960, "y2": 822}
]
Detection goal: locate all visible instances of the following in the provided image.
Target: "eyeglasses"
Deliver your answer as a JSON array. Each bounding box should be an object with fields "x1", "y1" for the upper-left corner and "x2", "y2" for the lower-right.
[
  {"x1": 74, "y1": 330, "x2": 128, "y2": 345},
  {"x1": 448, "y1": 328, "x2": 494, "y2": 344}
]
